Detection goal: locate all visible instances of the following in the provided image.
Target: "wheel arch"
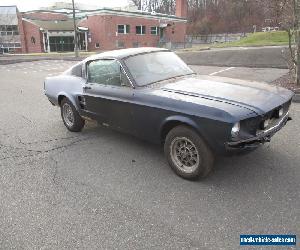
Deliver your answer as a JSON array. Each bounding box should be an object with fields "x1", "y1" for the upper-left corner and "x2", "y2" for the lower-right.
[
  {"x1": 57, "y1": 92, "x2": 78, "y2": 110},
  {"x1": 160, "y1": 116, "x2": 203, "y2": 144}
]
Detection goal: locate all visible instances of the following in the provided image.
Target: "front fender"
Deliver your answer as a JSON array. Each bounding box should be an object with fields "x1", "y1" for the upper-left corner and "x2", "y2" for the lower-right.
[
  {"x1": 161, "y1": 115, "x2": 200, "y2": 132},
  {"x1": 160, "y1": 115, "x2": 209, "y2": 143},
  {"x1": 160, "y1": 115, "x2": 228, "y2": 153}
]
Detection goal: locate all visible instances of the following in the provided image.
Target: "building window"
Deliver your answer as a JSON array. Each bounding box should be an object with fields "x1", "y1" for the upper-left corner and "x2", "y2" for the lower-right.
[
  {"x1": 150, "y1": 26, "x2": 158, "y2": 35},
  {"x1": 0, "y1": 25, "x2": 19, "y2": 36},
  {"x1": 136, "y1": 25, "x2": 146, "y2": 35},
  {"x1": 95, "y1": 42, "x2": 100, "y2": 48},
  {"x1": 117, "y1": 24, "x2": 130, "y2": 34}
]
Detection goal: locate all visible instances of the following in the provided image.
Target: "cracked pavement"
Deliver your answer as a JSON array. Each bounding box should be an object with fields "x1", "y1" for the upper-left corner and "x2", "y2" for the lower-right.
[{"x1": 0, "y1": 61, "x2": 299, "y2": 249}]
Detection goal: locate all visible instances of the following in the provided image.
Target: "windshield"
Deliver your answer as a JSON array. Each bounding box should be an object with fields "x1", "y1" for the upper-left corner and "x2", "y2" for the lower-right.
[{"x1": 124, "y1": 51, "x2": 194, "y2": 86}]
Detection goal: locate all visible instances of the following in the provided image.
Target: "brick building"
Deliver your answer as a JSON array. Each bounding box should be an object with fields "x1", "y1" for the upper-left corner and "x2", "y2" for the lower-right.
[{"x1": 0, "y1": 0, "x2": 187, "y2": 54}]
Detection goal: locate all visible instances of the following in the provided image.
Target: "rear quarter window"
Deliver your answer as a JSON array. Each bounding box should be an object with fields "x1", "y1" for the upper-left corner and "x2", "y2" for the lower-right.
[{"x1": 71, "y1": 64, "x2": 83, "y2": 77}]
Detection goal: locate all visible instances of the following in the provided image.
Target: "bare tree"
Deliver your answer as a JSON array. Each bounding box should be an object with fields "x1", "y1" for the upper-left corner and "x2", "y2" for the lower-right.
[
  {"x1": 130, "y1": 0, "x2": 175, "y2": 14},
  {"x1": 266, "y1": 0, "x2": 299, "y2": 85},
  {"x1": 294, "y1": 0, "x2": 300, "y2": 85}
]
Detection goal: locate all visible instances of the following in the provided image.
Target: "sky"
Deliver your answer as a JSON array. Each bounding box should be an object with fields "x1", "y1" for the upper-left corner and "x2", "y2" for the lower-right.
[{"x1": 0, "y1": 0, "x2": 130, "y2": 11}]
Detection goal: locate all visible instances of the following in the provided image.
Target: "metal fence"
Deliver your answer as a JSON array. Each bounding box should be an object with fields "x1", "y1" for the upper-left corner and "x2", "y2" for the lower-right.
[
  {"x1": 187, "y1": 33, "x2": 247, "y2": 44},
  {"x1": 157, "y1": 33, "x2": 248, "y2": 50}
]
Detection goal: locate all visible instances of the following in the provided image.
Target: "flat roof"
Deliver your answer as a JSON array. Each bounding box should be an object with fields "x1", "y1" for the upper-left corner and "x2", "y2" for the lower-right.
[
  {"x1": 22, "y1": 7, "x2": 186, "y2": 22},
  {"x1": 78, "y1": 8, "x2": 187, "y2": 21},
  {"x1": 22, "y1": 18, "x2": 78, "y2": 31}
]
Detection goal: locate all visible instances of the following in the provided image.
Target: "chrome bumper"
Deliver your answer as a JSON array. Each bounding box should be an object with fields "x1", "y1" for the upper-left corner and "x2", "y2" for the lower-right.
[{"x1": 226, "y1": 112, "x2": 291, "y2": 149}]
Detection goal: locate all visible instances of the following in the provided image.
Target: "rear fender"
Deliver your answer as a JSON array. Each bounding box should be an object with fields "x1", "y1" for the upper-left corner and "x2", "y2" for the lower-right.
[{"x1": 58, "y1": 92, "x2": 79, "y2": 111}]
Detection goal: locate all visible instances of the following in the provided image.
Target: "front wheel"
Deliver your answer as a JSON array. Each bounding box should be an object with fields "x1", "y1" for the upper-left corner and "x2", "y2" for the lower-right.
[
  {"x1": 164, "y1": 125, "x2": 214, "y2": 180},
  {"x1": 61, "y1": 98, "x2": 85, "y2": 132}
]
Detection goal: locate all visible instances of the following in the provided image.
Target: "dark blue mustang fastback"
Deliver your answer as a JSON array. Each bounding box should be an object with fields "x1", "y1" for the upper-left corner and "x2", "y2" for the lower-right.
[{"x1": 44, "y1": 47, "x2": 294, "y2": 180}]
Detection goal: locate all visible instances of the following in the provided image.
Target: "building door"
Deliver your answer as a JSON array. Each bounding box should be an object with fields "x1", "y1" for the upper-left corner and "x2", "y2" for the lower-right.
[
  {"x1": 159, "y1": 27, "x2": 165, "y2": 40},
  {"x1": 78, "y1": 33, "x2": 87, "y2": 51},
  {"x1": 49, "y1": 36, "x2": 74, "y2": 52}
]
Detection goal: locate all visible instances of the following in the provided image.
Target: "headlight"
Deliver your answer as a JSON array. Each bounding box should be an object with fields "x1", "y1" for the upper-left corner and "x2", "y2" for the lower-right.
[
  {"x1": 231, "y1": 122, "x2": 240, "y2": 137},
  {"x1": 278, "y1": 108, "x2": 284, "y2": 117}
]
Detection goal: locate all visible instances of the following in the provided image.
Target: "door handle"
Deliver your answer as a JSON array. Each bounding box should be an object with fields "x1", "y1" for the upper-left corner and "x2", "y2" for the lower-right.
[{"x1": 83, "y1": 86, "x2": 92, "y2": 90}]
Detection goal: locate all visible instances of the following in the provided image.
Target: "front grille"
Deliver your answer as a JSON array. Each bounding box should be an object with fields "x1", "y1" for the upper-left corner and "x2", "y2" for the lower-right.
[
  {"x1": 238, "y1": 99, "x2": 291, "y2": 139},
  {"x1": 259, "y1": 100, "x2": 291, "y2": 131}
]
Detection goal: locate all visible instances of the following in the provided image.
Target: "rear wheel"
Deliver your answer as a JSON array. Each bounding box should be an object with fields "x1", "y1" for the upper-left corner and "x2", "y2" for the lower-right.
[
  {"x1": 60, "y1": 98, "x2": 85, "y2": 132},
  {"x1": 164, "y1": 125, "x2": 214, "y2": 180}
]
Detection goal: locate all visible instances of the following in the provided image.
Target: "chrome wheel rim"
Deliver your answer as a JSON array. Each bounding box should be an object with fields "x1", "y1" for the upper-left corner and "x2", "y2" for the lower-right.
[
  {"x1": 62, "y1": 103, "x2": 74, "y2": 127},
  {"x1": 170, "y1": 137, "x2": 200, "y2": 173}
]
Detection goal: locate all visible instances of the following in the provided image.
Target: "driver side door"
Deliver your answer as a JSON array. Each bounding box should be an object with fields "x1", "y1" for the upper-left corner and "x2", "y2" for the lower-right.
[{"x1": 83, "y1": 59, "x2": 135, "y2": 133}]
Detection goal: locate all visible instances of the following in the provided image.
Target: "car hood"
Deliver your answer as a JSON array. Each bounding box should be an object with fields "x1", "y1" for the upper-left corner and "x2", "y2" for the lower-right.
[{"x1": 158, "y1": 75, "x2": 294, "y2": 114}]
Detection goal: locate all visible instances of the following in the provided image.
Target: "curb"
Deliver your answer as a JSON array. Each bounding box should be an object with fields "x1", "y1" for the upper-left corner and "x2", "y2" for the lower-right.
[
  {"x1": 293, "y1": 93, "x2": 300, "y2": 103},
  {"x1": 0, "y1": 57, "x2": 84, "y2": 65},
  {"x1": 176, "y1": 47, "x2": 211, "y2": 53}
]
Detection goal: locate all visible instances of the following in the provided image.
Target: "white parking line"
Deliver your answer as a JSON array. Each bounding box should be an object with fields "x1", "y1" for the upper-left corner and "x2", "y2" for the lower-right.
[{"x1": 209, "y1": 67, "x2": 235, "y2": 76}]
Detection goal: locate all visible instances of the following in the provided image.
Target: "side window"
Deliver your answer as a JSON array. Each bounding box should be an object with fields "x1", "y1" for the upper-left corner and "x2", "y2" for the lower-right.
[{"x1": 87, "y1": 59, "x2": 121, "y2": 86}]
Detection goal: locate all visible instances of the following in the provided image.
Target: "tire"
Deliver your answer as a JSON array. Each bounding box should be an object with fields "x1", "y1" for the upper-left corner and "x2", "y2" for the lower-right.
[
  {"x1": 164, "y1": 125, "x2": 214, "y2": 180},
  {"x1": 60, "y1": 98, "x2": 85, "y2": 132}
]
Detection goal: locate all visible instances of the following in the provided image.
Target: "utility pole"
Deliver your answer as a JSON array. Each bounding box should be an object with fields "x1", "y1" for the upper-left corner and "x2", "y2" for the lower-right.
[
  {"x1": 72, "y1": 0, "x2": 79, "y2": 57},
  {"x1": 295, "y1": 0, "x2": 300, "y2": 84}
]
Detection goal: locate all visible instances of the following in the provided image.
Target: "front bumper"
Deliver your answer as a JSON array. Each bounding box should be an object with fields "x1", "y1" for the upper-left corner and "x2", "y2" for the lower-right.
[{"x1": 226, "y1": 112, "x2": 291, "y2": 149}]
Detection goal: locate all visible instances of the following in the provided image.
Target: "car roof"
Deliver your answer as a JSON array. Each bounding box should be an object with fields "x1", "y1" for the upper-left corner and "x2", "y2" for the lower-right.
[{"x1": 84, "y1": 47, "x2": 169, "y2": 62}]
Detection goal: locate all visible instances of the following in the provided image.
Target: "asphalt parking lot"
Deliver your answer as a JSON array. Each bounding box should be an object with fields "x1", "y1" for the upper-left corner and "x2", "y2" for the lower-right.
[{"x1": 0, "y1": 60, "x2": 299, "y2": 249}]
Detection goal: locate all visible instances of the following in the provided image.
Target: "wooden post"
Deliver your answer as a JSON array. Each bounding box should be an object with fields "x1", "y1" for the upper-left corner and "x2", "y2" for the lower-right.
[{"x1": 72, "y1": 0, "x2": 79, "y2": 57}]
